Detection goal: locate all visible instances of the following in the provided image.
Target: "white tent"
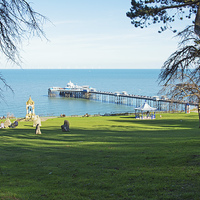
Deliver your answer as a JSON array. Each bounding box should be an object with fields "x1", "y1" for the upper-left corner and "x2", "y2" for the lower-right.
[
  {"x1": 135, "y1": 102, "x2": 157, "y2": 111},
  {"x1": 135, "y1": 102, "x2": 157, "y2": 119}
]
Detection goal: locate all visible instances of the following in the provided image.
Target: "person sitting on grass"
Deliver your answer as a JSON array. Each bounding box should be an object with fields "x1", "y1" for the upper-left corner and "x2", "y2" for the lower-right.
[
  {"x1": 9, "y1": 120, "x2": 18, "y2": 128},
  {"x1": 0, "y1": 121, "x2": 4, "y2": 129},
  {"x1": 61, "y1": 120, "x2": 70, "y2": 132}
]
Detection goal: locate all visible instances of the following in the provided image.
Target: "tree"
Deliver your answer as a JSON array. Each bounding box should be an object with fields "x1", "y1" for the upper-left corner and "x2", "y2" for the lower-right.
[
  {"x1": 126, "y1": 0, "x2": 200, "y2": 36},
  {"x1": 127, "y1": 0, "x2": 200, "y2": 126},
  {"x1": 0, "y1": 0, "x2": 46, "y2": 98},
  {"x1": 159, "y1": 27, "x2": 200, "y2": 127}
]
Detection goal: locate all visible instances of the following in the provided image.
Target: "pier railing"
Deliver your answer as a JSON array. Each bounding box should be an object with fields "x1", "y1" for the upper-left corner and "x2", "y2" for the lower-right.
[{"x1": 48, "y1": 88, "x2": 198, "y2": 112}]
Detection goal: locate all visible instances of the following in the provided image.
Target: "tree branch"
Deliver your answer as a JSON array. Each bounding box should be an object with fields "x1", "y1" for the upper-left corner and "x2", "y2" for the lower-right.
[{"x1": 157, "y1": 0, "x2": 199, "y2": 13}]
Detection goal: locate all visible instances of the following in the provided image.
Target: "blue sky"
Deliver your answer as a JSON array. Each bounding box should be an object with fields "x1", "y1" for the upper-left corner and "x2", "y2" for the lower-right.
[{"x1": 1, "y1": 0, "x2": 194, "y2": 69}]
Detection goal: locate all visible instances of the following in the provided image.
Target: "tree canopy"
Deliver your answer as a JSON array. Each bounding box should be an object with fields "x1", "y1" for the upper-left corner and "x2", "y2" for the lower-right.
[{"x1": 127, "y1": 0, "x2": 200, "y2": 35}]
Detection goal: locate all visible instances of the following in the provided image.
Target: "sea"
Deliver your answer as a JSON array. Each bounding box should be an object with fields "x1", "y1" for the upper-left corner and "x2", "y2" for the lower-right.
[{"x1": 0, "y1": 69, "x2": 161, "y2": 118}]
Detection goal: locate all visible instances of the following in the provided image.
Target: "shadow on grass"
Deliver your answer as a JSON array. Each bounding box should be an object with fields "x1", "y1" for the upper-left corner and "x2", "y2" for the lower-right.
[
  {"x1": 0, "y1": 116, "x2": 200, "y2": 200},
  {"x1": 109, "y1": 116, "x2": 199, "y2": 129}
]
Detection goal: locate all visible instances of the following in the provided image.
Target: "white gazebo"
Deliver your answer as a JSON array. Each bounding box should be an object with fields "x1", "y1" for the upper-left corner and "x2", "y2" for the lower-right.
[{"x1": 135, "y1": 102, "x2": 157, "y2": 119}]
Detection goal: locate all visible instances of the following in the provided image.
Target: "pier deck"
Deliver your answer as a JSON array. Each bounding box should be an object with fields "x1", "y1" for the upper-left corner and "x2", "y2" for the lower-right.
[{"x1": 48, "y1": 85, "x2": 198, "y2": 112}]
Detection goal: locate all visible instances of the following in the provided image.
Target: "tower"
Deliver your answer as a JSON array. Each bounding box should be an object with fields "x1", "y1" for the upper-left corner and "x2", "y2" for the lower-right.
[{"x1": 26, "y1": 96, "x2": 36, "y2": 120}]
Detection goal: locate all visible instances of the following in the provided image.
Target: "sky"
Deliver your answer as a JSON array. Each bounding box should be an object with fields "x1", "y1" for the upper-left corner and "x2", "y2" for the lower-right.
[{"x1": 0, "y1": 0, "x2": 194, "y2": 69}]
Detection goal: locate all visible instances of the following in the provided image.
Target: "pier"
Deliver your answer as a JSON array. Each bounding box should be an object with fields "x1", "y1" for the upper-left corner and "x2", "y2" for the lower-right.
[{"x1": 48, "y1": 81, "x2": 198, "y2": 112}]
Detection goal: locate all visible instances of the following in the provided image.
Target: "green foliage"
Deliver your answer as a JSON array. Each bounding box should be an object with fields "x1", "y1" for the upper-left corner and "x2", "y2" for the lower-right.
[
  {"x1": 0, "y1": 113, "x2": 199, "y2": 199},
  {"x1": 127, "y1": 0, "x2": 199, "y2": 33}
]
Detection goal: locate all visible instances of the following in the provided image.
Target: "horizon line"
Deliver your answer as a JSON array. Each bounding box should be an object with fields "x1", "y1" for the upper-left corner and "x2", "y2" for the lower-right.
[{"x1": 0, "y1": 68, "x2": 161, "y2": 70}]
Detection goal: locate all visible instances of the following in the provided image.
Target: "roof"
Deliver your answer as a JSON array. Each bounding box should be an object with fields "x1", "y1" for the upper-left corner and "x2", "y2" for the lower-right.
[
  {"x1": 135, "y1": 102, "x2": 157, "y2": 111},
  {"x1": 26, "y1": 96, "x2": 34, "y2": 105}
]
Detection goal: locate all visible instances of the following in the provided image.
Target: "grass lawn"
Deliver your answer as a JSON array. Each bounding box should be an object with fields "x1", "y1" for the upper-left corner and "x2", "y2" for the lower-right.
[{"x1": 0, "y1": 112, "x2": 200, "y2": 200}]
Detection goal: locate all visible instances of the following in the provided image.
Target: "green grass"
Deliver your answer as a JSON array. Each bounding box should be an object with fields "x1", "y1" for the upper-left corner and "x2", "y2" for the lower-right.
[{"x1": 0, "y1": 113, "x2": 200, "y2": 200}]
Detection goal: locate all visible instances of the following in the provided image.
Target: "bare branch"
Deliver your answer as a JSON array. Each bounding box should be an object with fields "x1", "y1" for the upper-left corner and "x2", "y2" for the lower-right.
[
  {"x1": 0, "y1": 0, "x2": 47, "y2": 101},
  {"x1": 0, "y1": 0, "x2": 47, "y2": 65}
]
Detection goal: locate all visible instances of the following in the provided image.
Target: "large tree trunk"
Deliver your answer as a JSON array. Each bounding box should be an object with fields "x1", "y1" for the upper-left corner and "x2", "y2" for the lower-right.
[{"x1": 195, "y1": 4, "x2": 200, "y2": 37}]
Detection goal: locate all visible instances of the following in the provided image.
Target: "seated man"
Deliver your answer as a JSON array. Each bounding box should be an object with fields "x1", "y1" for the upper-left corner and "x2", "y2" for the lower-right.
[
  {"x1": 61, "y1": 120, "x2": 70, "y2": 132},
  {"x1": 9, "y1": 120, "x2": 18, "y2": 128},
  {"x1": 0, "y1": 121, "x2": 4, "y2": 128}
]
